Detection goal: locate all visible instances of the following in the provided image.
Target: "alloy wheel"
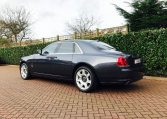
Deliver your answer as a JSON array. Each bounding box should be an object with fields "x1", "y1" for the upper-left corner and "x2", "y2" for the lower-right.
[
  {"x1": 21, "y1": 63, "x2": 28, "y2": 79},
  {"x1": 75, "y1": 68, "x2": 92, "y2": 91}
]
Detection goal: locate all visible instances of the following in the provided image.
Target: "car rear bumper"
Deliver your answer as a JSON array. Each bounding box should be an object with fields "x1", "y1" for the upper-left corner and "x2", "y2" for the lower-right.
[{"x1": 98, "y1": 68, "x2": 144, "y2": 84}]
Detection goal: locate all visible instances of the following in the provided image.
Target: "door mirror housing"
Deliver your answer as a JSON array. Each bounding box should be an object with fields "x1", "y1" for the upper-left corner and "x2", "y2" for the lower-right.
[{"x1": 43, "y1": 51, "x2": 49, "y2": 55}]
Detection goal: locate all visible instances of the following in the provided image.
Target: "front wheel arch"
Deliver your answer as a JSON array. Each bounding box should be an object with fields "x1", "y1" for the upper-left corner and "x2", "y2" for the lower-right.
[{"x1": 20, "y1": 61, "x2": 26, "y2": 68}]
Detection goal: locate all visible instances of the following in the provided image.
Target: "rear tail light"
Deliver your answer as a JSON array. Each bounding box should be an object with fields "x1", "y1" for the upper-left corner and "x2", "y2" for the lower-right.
[{"x1": 117, "y1": 56, "x2": 128, "y2": 67}]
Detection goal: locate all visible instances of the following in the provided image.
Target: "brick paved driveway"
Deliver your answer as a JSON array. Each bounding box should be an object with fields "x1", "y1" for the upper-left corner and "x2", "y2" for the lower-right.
[{"x1": 0, "y1": 65, "x2": 167, "y2": 119}]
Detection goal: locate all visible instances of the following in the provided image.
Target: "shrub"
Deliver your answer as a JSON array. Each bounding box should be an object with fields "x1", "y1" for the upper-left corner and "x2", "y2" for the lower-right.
[
  {"x1": 0, "y1": 38, "x2": 11, "y2": 47},
  {"x1": 93, "y1": 29, "x2": 167, "y2": 76},
  {"x1": 0, "y1": 43, "x2": 49, "y2": 65}
]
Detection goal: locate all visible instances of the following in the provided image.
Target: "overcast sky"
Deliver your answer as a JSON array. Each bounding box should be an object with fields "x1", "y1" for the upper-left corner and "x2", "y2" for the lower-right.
[{"x1": 0, "y1": 0, "x2": 132, "y2": 39}]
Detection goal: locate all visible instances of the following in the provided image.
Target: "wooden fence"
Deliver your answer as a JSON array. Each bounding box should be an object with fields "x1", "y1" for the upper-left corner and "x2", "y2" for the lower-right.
[{"x1": 20, "y1": 24, "x2": 129, "y2": 46}]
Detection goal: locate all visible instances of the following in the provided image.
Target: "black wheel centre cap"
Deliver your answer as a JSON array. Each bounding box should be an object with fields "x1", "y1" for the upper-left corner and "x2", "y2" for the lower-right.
[{"x1": 82, "y1": 76, "x2": 87, "y2": 82}]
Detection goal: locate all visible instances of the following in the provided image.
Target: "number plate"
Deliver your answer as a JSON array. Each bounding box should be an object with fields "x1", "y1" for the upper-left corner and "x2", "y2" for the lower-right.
[{"x1": 134, "y1": 58, "x2": 141, "y2": 64}]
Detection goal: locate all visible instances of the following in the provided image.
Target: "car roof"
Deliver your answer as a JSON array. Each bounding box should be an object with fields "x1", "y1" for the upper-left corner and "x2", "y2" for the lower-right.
[{"x1": 57, "y1": 39, "x2": 98, "y2": 43}]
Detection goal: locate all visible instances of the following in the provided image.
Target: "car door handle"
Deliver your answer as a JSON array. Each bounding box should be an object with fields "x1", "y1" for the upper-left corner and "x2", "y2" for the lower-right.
[{"x1": 46, "y1": 56, "x2": 57, "y2": 60}]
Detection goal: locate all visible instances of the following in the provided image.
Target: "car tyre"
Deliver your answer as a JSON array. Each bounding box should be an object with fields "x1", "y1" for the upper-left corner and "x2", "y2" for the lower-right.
[
  {"x1": 20, "y1": 63, "x2": 31, "y2": 80},
  {"x1": 74, "y1": 66, "x2": 97, "y2": 92}
]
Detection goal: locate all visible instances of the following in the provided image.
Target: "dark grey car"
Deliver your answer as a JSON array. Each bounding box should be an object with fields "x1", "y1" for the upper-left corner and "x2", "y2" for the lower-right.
[{"x1": 20, "y1": 40, "x2": 143, "y2": 92}]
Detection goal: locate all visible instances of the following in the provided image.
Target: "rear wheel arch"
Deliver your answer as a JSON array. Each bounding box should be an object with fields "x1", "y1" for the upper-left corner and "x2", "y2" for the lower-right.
[
  {"x1": 73, "y1": 63, "x2": 98, "y2": 81},
  {"x1": 73, "y1": 63, "x2": 99, "y2": 92}
]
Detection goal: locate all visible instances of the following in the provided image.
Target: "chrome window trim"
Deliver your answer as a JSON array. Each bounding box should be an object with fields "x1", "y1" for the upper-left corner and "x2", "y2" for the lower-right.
[
  {"x1": 74, "y1": 42, "x2": 83, "y2": 54},
  {"x1": 44, "y1": 42, "x2": 83, "y2": 55}
]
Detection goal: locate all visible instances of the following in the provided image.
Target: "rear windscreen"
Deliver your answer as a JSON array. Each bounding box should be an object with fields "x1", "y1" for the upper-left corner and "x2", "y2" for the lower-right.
[{"x1": 91, "y1": 41, "x2": 116, "y2": 51}]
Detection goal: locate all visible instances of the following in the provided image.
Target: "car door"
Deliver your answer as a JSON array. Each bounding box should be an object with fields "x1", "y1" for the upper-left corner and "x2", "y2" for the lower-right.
[
  {"x1": 50, "y1": 42, "x2": 74, "y2": 79},
  {"x1": 32, "y1": 42, "x2": 60, "y2": 75}
]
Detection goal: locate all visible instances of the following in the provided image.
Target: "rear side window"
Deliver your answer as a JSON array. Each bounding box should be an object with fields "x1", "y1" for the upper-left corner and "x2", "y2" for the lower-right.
[{"x1": 57, "y1": 43, "x2": 73, "y2": 53}]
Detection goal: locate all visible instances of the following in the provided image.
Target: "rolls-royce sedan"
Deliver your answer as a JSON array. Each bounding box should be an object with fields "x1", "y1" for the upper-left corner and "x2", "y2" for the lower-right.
[{"x1": 20, "y1": 40, "x2": 143, "y2": 92}]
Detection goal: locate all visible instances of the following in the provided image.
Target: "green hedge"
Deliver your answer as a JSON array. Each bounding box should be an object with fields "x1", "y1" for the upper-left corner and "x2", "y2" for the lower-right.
[
  {"x1": 0, "y1": 29, "x2": 167, "y2": 76},
  {"x1": 93, "y1": 29, "x2": 167, "y2": 76},
  {"x1": 0, "y1": 43, "x2": 49, "y2": 65}
]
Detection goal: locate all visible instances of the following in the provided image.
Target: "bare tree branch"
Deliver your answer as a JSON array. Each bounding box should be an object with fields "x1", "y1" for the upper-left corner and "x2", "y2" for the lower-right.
[
  {"x1": 0, "y1": 7, "x2": 31, "y2": 42},
  {"x1": 66, "y1": 15, "x2": 97, "y2": 34}
]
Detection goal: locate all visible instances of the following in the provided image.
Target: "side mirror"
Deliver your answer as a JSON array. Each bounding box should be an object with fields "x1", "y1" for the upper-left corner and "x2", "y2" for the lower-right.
[
  {"x1": 43, "y1": 51, "x2": 49, "y2": 55},
  {"x1": 37, "y1": 49, "x2": 42, "y2": 55}
]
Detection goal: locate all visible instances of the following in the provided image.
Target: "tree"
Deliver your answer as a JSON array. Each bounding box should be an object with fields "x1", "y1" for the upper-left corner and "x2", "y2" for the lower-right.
[
  {"x1": 66, "y1": 15, "x2": 97, "y2": 33},
  {"x1": 115, "y1": 0, "x2": 167, "y2": 31},
  {"x1": 0, "y1": 7, "x2": 31, "y2": 43},
  {"x1": 0, "y1": 20, "x2": 12, "y2": 40},
  {"x1": 0, "y1": 37, "x2": 11, "y2": 47}
]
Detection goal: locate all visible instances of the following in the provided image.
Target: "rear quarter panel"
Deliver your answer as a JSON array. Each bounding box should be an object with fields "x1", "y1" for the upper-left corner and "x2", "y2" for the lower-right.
[{"x1": 72, "y1": 54, "x2": 121, "y2": 81}]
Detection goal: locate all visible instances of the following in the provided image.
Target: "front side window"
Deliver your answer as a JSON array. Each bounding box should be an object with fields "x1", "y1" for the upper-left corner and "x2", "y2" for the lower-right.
[
  {"x1": 42, "y1": 42, "x2": 59, "y2": 54},
  {"x1": 56, "y1": 42, "x2": 74, "y2": 53}
]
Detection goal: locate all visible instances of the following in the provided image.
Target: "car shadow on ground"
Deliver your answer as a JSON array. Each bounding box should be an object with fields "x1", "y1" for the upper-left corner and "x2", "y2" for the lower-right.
[
  {"x1": 0, "y1": 64, "x2": 7, "y2": 66},
  {"x1": 31, "y1": 77, "x2": 146, "y2": 93},
  {"x1": 96, "y1": 83, "x2": 145, "y2": 93},
  {"x1": 32, "y1": 76, "x2": 74, "y2": 86}
]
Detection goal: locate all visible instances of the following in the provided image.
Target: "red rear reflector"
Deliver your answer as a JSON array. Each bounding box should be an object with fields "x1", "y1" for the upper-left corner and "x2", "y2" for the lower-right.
[{"x1": 117, "y1": 56, "x2": 128, "y2": 67}]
